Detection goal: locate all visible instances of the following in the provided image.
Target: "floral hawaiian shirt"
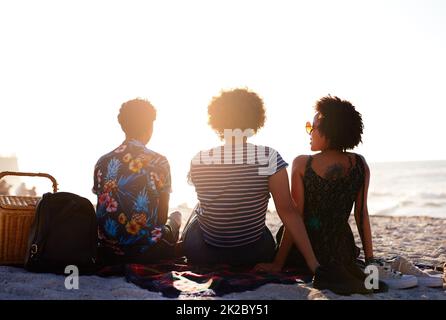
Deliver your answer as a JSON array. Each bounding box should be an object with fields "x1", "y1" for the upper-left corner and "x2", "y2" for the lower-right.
[{"x1": 92, "y1": 139, "x2": 171, "y2": 256}]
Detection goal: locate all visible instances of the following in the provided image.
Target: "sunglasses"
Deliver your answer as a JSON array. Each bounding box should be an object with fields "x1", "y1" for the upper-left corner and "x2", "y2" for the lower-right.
[{"x1": 305, "y1": 121, "x2": 315, "y2": 135}]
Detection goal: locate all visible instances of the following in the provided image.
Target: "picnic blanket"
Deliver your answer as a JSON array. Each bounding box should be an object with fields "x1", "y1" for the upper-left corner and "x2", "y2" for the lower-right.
[{"x1": 97, "y1": 260, "x2": 312, "y2": 298}]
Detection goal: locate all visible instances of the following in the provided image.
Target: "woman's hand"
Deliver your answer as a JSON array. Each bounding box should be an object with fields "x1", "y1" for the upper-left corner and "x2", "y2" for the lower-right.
[{"x1": 253, "y1": 262, "x2": 282, "y2": 273}]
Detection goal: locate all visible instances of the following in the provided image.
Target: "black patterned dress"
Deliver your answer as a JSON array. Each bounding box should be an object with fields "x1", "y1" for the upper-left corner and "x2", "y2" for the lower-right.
[{"x1": 277, "y1": 153, "x2": 365, "y2": 270}]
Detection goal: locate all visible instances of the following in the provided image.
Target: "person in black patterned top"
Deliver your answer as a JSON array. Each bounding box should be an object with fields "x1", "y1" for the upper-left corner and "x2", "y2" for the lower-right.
[{"x1": 255, "y1": 95, "x2": 374, "y2": 281}]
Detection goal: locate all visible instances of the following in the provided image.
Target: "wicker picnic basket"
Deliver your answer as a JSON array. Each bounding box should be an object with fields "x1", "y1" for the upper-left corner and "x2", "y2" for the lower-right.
[{"x1": 0, "y1": 171, "x2": 58, "y2": 265}]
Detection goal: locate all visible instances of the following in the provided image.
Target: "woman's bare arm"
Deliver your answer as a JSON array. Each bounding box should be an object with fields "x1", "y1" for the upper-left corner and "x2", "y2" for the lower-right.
[
  {"x1": 271, "y1": 156, "x2": 307, "y2": 270},
  {"x1": 354, "y1": 155, "x2": 374, "y2": 261},
  {"x1": 258, "y1": 167, "x2": 319, "y2": 273}
]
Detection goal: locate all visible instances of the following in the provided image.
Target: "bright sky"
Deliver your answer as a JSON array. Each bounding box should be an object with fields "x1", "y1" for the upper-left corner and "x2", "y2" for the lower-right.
[{"x1": 1, "y1": 0, "x2": 445, "y2": 206}]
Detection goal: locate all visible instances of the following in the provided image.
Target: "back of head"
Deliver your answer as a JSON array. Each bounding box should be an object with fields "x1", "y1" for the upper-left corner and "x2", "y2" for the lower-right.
[
  {"x1": 118, "y1": 98, "x2": 156, "y2": 138},
  {"x1": 207, "y1": 88, "x2": 266, "y2": 139},
  {"x1": 315, "y1": 95, "x2": 363, "y2": 151}
]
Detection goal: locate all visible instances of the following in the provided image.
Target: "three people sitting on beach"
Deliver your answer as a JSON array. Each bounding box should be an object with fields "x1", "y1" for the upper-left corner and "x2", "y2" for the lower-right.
[
  {"x1": 91, "y1": 93, "x2": 373, "y2": 291},
  {"x1": 92, "y1": 99, "x2": 182, "y2": 265}
]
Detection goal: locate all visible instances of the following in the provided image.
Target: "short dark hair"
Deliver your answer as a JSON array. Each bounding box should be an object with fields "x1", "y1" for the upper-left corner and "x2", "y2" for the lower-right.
[
  {"x1": 207, "y1": 88, "x2": 266, "y2": 138},
  {"x1": 118, "y1": 98, "x2": 156, "y2": 137},
  {"x1": 315, "y1": 95, "x2": 363, "y2": 151}
]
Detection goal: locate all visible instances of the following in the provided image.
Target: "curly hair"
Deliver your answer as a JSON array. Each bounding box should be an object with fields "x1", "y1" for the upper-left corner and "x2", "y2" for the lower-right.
[
  {"x1": 118, "y1": 98, "x2": 156, "y2": 137},
  {"x1": 207, "y1": 88, "x2": 266, "y2": 139},
  {"x1": 315, "y1": 95, "x2": 363, "y2": 151}
]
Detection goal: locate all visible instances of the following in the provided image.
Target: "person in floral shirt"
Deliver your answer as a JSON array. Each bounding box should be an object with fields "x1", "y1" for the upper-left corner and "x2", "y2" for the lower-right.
[{"x1": 93, "y1": 98, "x2": 181, "y2": 264}]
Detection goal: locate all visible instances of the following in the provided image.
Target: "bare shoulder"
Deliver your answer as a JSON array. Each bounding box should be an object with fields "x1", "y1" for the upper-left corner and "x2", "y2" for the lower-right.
[
  {"x1": 293, "y1": 154, "x2": 310, "y2": 166},
  {"x1": 350, "y1": 152, "x2": 370, "y2": 174},
  {"x1": 292, "y1": 155, "x2": 310, "y2": 175}
]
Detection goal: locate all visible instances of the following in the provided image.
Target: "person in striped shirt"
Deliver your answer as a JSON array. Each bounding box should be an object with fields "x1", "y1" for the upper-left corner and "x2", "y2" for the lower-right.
[{"x1": 182, "y1": 88, "x2": 320, "y2": 273}]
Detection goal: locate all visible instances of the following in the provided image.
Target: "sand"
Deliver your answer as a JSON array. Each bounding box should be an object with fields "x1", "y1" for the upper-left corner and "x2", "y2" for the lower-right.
[{"x1": 0, "y1": 215, "x2": 445, "y2": 300}]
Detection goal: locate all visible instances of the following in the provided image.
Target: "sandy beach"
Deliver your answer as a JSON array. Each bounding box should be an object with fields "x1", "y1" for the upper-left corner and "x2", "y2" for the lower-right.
[{"x1": 0, "y1": 213, "x2": 444, "y2": 300}]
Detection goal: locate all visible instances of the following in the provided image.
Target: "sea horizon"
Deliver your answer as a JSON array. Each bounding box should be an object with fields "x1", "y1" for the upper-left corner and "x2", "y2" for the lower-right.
[{"x1": 1, "y1": 157, "x2": 446, "y2": 219}]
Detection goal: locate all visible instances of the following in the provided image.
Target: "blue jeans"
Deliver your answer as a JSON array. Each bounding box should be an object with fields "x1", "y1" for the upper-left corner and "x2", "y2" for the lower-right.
[{"x1": 182, "y1": 216, "x2": 276, "y2": 266}]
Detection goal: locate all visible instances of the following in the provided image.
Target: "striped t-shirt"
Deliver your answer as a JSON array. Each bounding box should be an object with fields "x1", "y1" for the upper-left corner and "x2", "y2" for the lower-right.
[{"x1": 188, "y1": 143, "x2": 288, "y2": 247}]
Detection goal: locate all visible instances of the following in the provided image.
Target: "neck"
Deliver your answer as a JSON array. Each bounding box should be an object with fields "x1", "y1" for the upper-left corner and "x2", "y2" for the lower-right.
[
  {"x1": 126, "y1": 136, "x2": 148, "y2": 145},
  {"x1": 223, "y1": 136, "x2": 248, "y2": 145},
  {"x1": 320, "y1": 148, "x2": 344, "y2": 155}
]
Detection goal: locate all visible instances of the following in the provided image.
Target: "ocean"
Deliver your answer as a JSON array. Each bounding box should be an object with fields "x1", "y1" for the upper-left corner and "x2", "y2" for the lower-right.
[
  {"x1": 367, "y1": 160, "x2": 446, "y2": 218},
  {"x1": 176, "y1": 160, "x2": 446, "y2": 219},
  {"x1": 4, "y1": 159, "x2": 446, "y2": 219}
]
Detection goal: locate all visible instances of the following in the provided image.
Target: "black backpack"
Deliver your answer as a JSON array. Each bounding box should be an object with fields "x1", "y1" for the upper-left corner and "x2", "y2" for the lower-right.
[{"x1": 25, "y1": 192, "x2": 98, "y2": 274}]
